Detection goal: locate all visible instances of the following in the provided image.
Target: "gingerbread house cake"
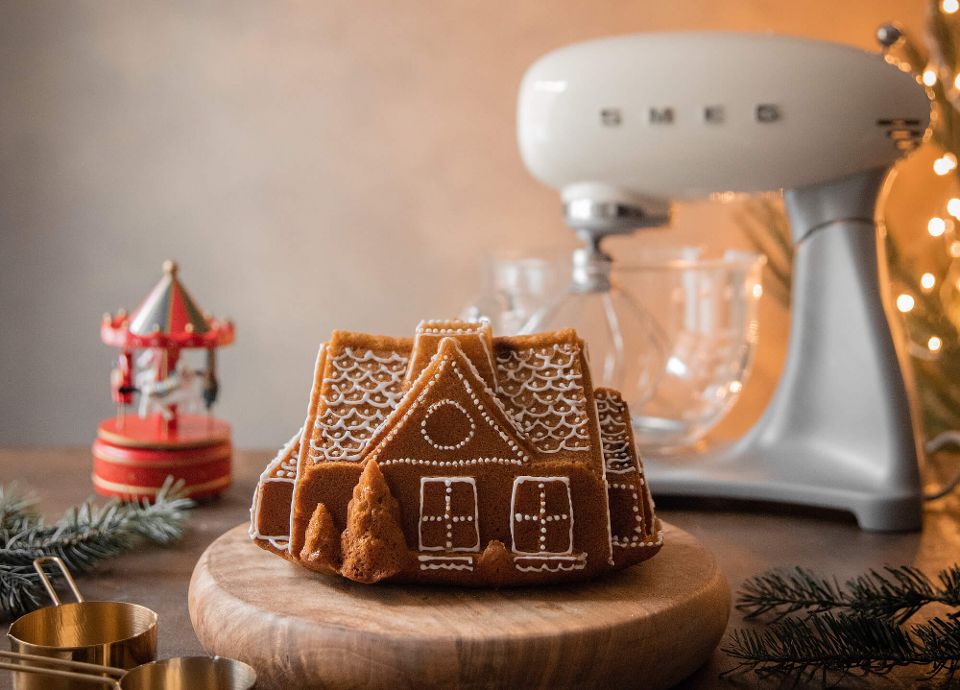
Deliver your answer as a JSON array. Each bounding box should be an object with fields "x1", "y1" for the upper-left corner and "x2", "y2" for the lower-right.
[{"x1": 249, "y1": 320, "x2": 662, "y2": 585}]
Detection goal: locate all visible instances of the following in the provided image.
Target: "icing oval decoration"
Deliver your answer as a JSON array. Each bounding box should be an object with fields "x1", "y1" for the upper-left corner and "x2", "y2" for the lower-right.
[{"x1": 421, "y1": 399, "x2": 476, "y2": 451}]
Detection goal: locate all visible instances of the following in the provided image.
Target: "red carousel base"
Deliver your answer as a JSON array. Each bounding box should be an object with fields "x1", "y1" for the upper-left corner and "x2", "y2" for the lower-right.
[{"x1": 92, "y1": 414, "x2": 232, "y2": 500}]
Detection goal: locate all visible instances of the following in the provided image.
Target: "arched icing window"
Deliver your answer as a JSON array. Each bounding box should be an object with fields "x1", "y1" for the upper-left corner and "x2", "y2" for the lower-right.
[
  {"x1": 418, "y1": 477, "x2": 479, "y2": 552},
  {"x1": 510, "y1": 476, "x2": 573, "y2": 555}
]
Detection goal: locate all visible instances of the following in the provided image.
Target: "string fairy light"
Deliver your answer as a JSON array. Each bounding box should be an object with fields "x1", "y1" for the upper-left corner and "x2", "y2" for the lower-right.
[
  {"x1": 933, "y1": 153, "x2": 958, "y2": 175},
  {"x1": 921, "y1": 272, "x2": 937, "y2": 290},
  {"x1": 929, "y1": 336, "x2": 943, "y2": 352},
  {"x1": 923, "y1": 67, "x2": 939, "y2": 86},
  {"x1": 948, "y1": 197, "x2": 960, "y2": 217},
  {"x1": 944, "y1": 0, "x2": 959, "y2": 14},
  {"x1": 928, "y1": 216, "x2": 947, "y2": 236},
  {"x1": 896, "y1": 293, "x2": 916, "y2": 313}
]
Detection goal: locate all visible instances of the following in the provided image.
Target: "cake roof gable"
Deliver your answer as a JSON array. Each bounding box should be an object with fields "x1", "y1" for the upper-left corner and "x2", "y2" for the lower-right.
[
  {"x1": 365, "y1": 337, "x2": 531, "y2": 467},
  {"x1": 304, "y1": 332, "x2": 411, "y2": 464},
  {"x1": 492, "y1": 330, "x2": 593, "y2": 454}
]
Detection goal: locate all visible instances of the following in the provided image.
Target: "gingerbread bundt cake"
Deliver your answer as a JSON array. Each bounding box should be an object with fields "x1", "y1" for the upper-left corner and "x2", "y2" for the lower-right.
[{"x1": 250, "y1": 320, "x2": 662, "y2": 585}]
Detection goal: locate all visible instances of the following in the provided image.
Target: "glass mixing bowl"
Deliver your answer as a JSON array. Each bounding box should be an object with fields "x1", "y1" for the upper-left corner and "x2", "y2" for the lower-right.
[
  {"x1": 613, "y1": 249, "x2": 765, "y2": 451},
  {"x1": 464, "y1": 247, "x2": 765, "y2": 452}
]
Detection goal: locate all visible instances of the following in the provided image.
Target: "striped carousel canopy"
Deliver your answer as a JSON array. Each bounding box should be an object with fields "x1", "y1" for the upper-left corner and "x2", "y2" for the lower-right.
[
  {"x1": 129, "y1": 260, "x2": 210, "y2": 336},
  {"x1": 101, "y1": 260, "x2": 235, "y2": 350}
]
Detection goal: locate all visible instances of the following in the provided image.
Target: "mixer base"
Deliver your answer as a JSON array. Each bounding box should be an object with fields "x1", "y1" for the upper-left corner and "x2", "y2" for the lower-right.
[{"x1": 644, "y1": 441, "x2": 923, "y2": 532}]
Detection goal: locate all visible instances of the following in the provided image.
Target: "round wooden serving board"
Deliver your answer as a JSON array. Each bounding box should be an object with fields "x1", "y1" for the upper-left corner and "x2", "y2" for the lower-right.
[{"x1": 189, "y1": 522, "x2": 729, "y2": 690}]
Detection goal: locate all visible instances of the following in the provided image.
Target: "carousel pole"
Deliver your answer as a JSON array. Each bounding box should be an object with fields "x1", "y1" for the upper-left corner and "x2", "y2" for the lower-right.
[{"x1": 166, "y1": 346, "x2": 181, "y2": 434}]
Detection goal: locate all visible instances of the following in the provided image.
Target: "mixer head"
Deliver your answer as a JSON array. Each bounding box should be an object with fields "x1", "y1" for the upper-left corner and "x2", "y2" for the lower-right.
[{"x1": 517, "y1": 31, "x2": 931, "y2": 238}]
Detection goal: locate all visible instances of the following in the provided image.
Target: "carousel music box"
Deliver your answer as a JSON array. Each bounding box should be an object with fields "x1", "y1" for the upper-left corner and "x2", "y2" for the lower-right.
[{"x1": 92, "y1": 260, "x2": 236, "y2": 500}]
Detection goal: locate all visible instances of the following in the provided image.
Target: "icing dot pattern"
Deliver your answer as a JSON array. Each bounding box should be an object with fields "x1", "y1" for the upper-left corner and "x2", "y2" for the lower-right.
[
  {"x1": 248, "y1": 429, "x2": 302, "y2": 548},
  {"x1": 419, "y1": 477, "x2": 480, "y2": 552},
  {"x1": 595, "y1": 390, "x2": 637, "y2": 474},
  {"x1": 495, "y1": 343, "x2": 591, "y2": 454},
  {"x1": 510, "y1": 476, "x2": 574, "y2": 555},
  {"x1": 262, "y1": 430, "x2": 302, "y2": 481},
  {"x1": 420, "y1": 399, "x2": 476, "y2": 450},
  {"x1": 309, "y1": 348, "x2": 409, "y2": 463}
]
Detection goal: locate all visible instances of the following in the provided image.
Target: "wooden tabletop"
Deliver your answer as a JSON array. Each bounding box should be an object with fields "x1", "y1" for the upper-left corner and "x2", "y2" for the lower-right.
[{"x1": 2, "y1": 447, "x2": 959, "y2": 689}]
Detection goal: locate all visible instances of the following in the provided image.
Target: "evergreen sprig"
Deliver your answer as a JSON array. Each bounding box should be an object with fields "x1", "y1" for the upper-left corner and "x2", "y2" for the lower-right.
[
  {"x1": 0, "y1": 483, "x2": 39, "y2": 534},
  {"x1": 0, "y1": 478, "x2": 194, "y2": 620},
  {"x1": 725, "y1": 564, "x2": 960, "y2": 686},
  {"x1": 738, "y1": 565, "x2": 960, "y2": 625},
  {"x1": 724, "y1": 611, "x2": 960, "y2": 685}
]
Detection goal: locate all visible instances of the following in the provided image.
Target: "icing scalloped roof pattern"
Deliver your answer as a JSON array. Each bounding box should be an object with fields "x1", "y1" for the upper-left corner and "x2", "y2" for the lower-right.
[
  {"x1": 494, "y1": 343, "x2": 591, "y2": 453},
  {"x1": 308, "y1": 347, "x2": 410, "y2": 462},
  {"x1": 595, "y1": 390, "x2": 635, "y2": 473},
  {"x1": 265, "y1": 429, "x2": 303, "y2": 480}
]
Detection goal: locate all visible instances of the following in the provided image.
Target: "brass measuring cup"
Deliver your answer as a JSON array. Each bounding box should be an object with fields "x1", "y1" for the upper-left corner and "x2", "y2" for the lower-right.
[
  {"x1": 0, "y1": 650, "x2": 258, "y2": 689},
  {"x1": 5, "y1": 557, "x2": 158, "y2": 690}
]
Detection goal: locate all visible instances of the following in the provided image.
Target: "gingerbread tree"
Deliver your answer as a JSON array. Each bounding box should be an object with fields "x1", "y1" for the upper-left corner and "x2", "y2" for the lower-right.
[
  {"x1": 339, "y1": 461, "x2": 408, "y2": 583},
  {"x1": 299, "y1": 503, "x2": 341, "y2": 575}
]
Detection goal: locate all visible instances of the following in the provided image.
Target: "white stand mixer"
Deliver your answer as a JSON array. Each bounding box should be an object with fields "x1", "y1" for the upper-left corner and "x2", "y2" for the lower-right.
[{"x1": 517, "y1": 30, "x2": 930, "y2": 531}]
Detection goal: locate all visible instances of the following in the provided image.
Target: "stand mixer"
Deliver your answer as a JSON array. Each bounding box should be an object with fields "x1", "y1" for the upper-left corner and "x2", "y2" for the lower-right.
[{"x1": 517, "y1": 31, "x2": 930, "y2": 531}]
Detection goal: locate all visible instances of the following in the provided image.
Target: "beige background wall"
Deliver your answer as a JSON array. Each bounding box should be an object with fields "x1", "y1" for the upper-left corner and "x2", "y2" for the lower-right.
[{"x1": 0, "y1": 1, "x2": 928, "y2": 449}]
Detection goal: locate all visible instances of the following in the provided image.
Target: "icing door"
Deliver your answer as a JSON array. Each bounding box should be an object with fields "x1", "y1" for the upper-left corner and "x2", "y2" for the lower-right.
[
  {"x1": 418, "y1": 477, "x2": 480, "y2": 551},
  {"x1": 510, "y1": 477, "x2": 574, "y2": 555}
]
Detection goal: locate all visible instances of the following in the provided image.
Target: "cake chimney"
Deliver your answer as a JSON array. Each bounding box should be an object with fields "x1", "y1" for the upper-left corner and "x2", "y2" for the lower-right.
[{"x1": 403, "y1": 320, "x2": 499, "y2": 391}]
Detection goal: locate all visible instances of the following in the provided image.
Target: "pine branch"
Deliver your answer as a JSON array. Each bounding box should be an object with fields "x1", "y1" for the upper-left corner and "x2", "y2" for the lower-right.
[
  {"x1": 0, "y1": 483, "x2": 39, "y2": 534},
  {"x1": 723, "y1": 612, "x2": 960, "y2": 685},
  {"x1": 723, "y1": 613, "x2": 917, "y2": 683},
  {"x1": 847, "y1": 566, "x2": 960, "y2": 624},
  {"x1": 0, "y1": 478, "x2": 194, "y2": 620},
  {"x1": 737, "y1": 565, "x2": 960, "y2": 624},
  {"x1": 738, "y1": 567, "x2": 847, "y2": 620}
]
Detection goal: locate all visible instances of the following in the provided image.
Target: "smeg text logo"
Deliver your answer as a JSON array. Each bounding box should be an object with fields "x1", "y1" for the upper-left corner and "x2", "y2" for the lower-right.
[{"x1": 599, "y1": 104, "x2": 782, "y2": 127}]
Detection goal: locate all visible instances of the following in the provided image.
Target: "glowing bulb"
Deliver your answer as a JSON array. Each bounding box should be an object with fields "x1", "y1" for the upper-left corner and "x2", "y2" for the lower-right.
[
  {"x1": 752, "y1": 283, "x2": 763, "y2": 298},
  {"x1": 951, "y1": 241, "x2": 960, "y2": 257},
  {"x1": 945, "y1": 0, "x2": 959, "y2": 13},
  {"x1": 928, "y1": 217, "x2": 947, "y2": 236},
  {"x1": 929, "y1": 336, "x2": 943, "y2": 352},
  {"x1": 934, "y1": 155, "x2": 958, "y2": 175},
  {"x1": 949, "y1": 198, "x2": 960, "y2": 218},
  {"x1": 896, "y1": 294, "x2": 915, "y2": 312},
  {"x1": 921, "y1": 272, "x2": 937, "y2": 289},
  {"x1": 923, "y1": 68, "x2": 938, "y2": 86},
  {"x1": 955, "y1": 73, "x2": 960, "y2": 90},
  {"x1": 729, "y1": 381, "x2": 743, "y2": 393}
]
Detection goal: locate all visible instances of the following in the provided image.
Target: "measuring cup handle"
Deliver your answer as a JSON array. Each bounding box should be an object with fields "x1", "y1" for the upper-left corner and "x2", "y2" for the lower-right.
[
  {"x1": 33, "y1": 556, "x2": 84, "y2": 605},
  {"x1": 0, "y1": 661, "x2": 121, "y2": 689}
]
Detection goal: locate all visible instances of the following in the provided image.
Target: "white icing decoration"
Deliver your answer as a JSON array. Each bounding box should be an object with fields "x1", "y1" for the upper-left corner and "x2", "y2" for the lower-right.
[
  {"x1": 414, "y1": 318, "x2": 491, "y2": 335},
  {"x1": 418, "y1": 477, "x2": 480, "y2": 552},
  {"x1": 309, "y1": 347, "x2": 408, "y2": 463},
  {"x1": 405, "y1": 320, "x2": 499, "y2": 391},
  {"x1": 249, "y1": 430, "x2": 302, "y2": 548},
  {"x1": 369, "y1": 346, "x2": 529, "y2": 466},
  {"x1": 420, "y1": 399, "x2": 476, "y2": 450},
  {"x1": 514, "y1": 554, "x2": 587, "y2": 573},
  {"x1": 594, "y1": 390, "x2": 659, "y2": 554},
  {"x1": 509, "y1": 476, "x2": 573, "y2": 556},
  {"x1": 610, "y1": 529, "x2": 665, "y2": 549},
  {"x1": 418, "y1": 555, "x2": 475, "y2": 571},
  {"x1": 607, "y1": 481, "x2": 646, "y2": 545},
  {"x1": 595, "y1": 390, "x2": 637, "y2": 473},
  {"x1": 495, "y1": 343, "x2": 590, "y2": 453},
  {"x1": 379, "y1": 457, "x2": 524, "y2": 468}
]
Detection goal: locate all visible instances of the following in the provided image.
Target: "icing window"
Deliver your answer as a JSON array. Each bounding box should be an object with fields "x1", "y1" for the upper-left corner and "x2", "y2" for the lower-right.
[
  {"x1": 419, "y1": 477, "x2": 479, "y2": 552},
  {"x1": 510, "y1": 477, "x2": 573, "y2": 555}
]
